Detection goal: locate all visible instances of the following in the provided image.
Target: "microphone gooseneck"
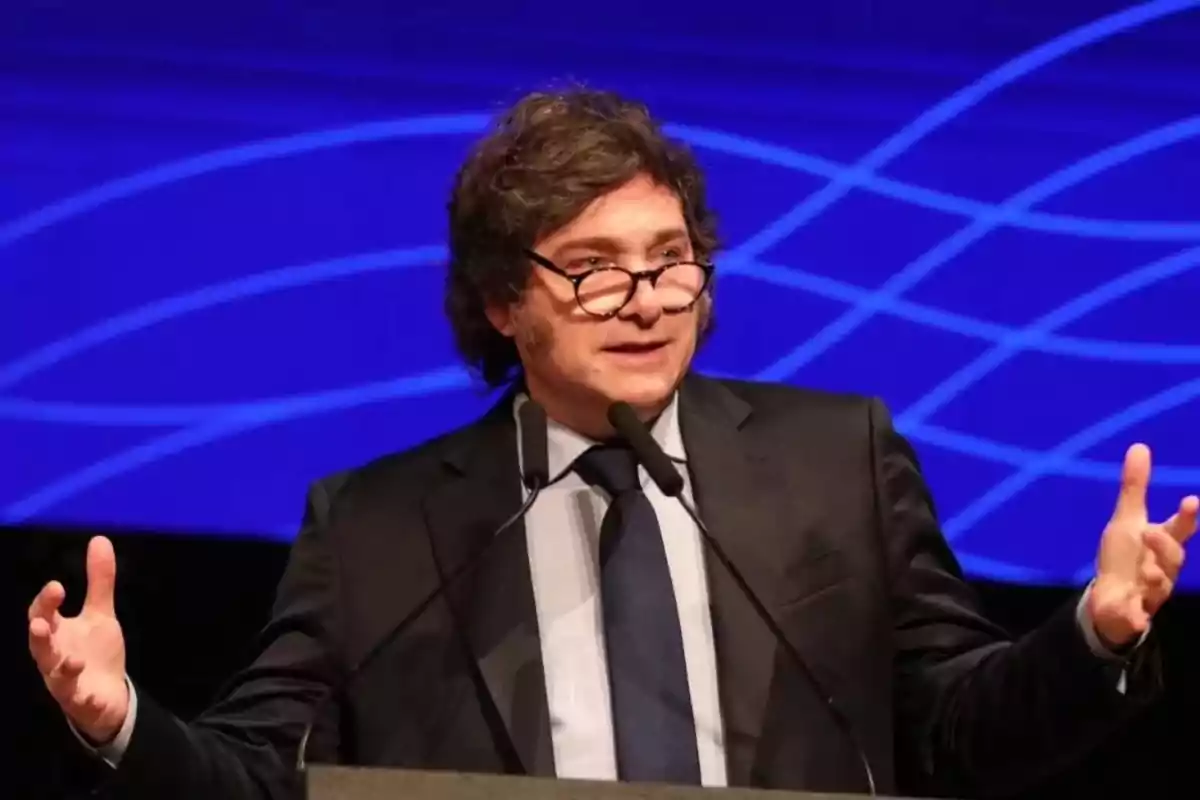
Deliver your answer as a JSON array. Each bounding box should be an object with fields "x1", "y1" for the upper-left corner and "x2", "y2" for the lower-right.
[
  {"x1": 296, "y1": 399, "x2": 550, "y2": 771},
  {"x1": 606, "y1": 401, "x2": 878, "y2": 798},
  {"x1": 519, "y1": 399, "x2": 550, "y2": 490},
  {"x1": 606, "y1": 401, "x2": 683, "y2": 496}
]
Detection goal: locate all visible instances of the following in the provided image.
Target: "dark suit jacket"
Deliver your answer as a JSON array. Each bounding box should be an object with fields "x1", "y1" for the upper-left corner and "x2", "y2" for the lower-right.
[{"x1": 94, "y1": 375, "x2": 1161, "y2": 800}]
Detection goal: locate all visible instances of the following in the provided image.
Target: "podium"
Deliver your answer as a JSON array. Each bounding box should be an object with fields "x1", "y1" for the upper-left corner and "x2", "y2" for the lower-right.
[{"x1": 305, "y1": 765, "x2": 914, "y2": 800}]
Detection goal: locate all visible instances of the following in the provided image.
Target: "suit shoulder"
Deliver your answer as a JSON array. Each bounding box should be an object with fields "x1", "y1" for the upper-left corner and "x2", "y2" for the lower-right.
[
  {"x1": 710, "y1": 375, "x2": 878, "y2": 419},
  {"x1": 695, "y1": 376, "x2": 900, "y2": 457},
  {"x1": 308, "y1": 420, "x2": 474, "y2": 509}
]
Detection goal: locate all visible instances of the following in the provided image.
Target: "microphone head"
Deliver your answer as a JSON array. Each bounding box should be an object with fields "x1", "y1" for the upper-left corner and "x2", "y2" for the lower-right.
[
  {"x1": 607, "y1": 401, "x2": 685, "y2": 497},
  {"x1": 518, "y1": 399, "x2": 549, "y2": 490}
]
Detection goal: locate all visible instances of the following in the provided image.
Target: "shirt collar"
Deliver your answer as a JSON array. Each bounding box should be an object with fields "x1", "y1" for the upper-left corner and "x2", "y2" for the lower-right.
[{"x1": 514, "y1": 391, "x2": 686, "y2": 485}]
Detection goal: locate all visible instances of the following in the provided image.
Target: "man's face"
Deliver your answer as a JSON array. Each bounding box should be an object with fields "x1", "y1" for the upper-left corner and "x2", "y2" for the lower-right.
[{"x1": 487, "y1": 173, "x2": 709, "y2": 431}]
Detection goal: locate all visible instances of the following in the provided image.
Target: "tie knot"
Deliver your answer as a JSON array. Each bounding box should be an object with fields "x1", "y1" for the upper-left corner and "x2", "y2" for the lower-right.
[{"x1": 575, "y1": 444, "x2": 641, "y2": 496}]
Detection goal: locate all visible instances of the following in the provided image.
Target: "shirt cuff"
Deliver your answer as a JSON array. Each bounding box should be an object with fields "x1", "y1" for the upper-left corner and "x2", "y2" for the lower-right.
[
  {"x1": 1076, "y1": 580, "x2": 1151, "y2": 659},
  {"x1": 66, "y1": 675, "x2": 138, "y2": 768},
  {"x1": 1075, "y1": 581, "x2": 1150, "y2": 695}
]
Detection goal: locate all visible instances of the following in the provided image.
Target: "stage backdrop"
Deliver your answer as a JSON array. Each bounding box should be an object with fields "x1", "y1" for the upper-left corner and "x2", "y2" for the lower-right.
[{"x1": 2, "y1": 0, "x2": 1198, "y2": 587}]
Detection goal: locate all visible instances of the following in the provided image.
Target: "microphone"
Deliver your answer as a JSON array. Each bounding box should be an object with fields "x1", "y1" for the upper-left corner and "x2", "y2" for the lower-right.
[
  {"x1": 519, "y1": 396, "x2": 549, "y2": 491},
  {"x1": 606, "y1": 401, "x2": 877, "y2": 797},
  {"x1": 296, "y1": 398, "x2": 549, "y2": 771}
]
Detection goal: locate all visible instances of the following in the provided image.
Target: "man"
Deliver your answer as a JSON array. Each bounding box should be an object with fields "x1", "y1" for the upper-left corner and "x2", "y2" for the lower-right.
[{"x1": 28, "y1": 88, "x2": 1197, "y2": 799}]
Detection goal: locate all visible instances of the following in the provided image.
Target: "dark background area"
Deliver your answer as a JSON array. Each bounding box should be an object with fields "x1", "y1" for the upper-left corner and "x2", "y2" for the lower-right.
[{"x1": 5, "y1": 524, "x2": 1197, "y2": 799}]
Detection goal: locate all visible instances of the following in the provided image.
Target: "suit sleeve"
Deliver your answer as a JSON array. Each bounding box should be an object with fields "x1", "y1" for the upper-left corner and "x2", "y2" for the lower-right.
[
  {"x1": 868, "y1": 398, "x2": 1162, "y2": 798},
  {"x1": 95, "y1": 479, "x2": 346, "y2": 800}
]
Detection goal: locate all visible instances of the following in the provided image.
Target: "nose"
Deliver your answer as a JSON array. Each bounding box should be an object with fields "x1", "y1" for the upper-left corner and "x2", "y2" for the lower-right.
[{"x1": 618, "y1": 269, "x2": 665, "y2": 325}]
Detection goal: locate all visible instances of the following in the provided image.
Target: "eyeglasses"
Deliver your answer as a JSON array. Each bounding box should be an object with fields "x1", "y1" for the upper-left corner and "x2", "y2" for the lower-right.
[{"x1": 524, "y1": 249, "x2": 713, "y2": 319}]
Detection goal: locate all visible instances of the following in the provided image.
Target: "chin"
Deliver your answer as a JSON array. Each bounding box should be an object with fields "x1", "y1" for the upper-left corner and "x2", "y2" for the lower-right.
[{"x1": 599, "y1": 372, "x2": 680, "y2": 412}]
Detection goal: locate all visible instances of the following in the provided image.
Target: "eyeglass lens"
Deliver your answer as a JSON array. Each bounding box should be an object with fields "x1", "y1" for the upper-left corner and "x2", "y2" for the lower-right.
[{"x1": 576, "y1": 263, "x2": 707, "y2": 316}]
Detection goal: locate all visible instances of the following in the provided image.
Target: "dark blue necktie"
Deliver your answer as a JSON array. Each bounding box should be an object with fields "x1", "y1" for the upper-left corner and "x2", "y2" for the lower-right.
[{"x1": 575, "y1": 444, "x2": 702, "y2": 785}]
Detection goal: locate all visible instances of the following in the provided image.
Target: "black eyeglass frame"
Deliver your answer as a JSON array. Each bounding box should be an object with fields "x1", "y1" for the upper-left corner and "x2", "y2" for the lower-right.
[{"x1": 523, "y1": 249, "x2": 714, "y2": 319}]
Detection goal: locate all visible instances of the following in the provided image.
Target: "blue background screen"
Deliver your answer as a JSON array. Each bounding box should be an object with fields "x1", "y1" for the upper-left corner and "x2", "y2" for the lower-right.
[{"x1": 3, "y1": 1, "x2": 1198, "y2": 587}]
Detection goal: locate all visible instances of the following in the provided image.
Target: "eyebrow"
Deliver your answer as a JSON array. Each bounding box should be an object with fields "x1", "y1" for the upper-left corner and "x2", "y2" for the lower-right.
[{"x1": 550, "y1": 228, "x2": 691, "y2": 258}]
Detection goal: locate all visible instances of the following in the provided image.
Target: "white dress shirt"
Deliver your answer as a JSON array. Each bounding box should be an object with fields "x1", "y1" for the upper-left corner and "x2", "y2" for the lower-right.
[{"x1": 514, "y1": 392, "x2": 727, "y2": 786}]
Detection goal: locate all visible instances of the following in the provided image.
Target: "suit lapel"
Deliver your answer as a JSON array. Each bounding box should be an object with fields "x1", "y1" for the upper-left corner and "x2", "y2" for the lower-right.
[
  {"x1": 422, "y1": 396, "x2": 555, "y2": 777},
  {"x1": 420, "y1": 375, "x2": 825, "y2": 785},
  {"x1": 679, "y1": 375, "x2": 788, "y2": 787}
]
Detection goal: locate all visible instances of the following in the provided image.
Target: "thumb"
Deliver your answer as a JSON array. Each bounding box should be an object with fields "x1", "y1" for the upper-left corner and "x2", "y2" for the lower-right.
[
  {"x1": 83, "y1": 536, "x2": 117, "y2": 617},
  {"x1": 1112, "y1": 443, "x2": 1151, "y2": 524}
]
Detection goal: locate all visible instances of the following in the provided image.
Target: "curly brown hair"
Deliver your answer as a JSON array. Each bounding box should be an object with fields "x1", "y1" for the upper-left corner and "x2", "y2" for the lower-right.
[{"x1": 444, "y1": 87, "x2": 720, "y2": 387}]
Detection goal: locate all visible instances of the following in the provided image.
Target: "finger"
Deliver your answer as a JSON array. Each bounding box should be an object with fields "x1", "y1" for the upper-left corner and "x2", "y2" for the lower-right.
[
  {"x1": 47, "y1": 664, "x2": 83, "y2": 707},
  {"x1": 42, "y1": 649, "x2": 85, "y2": 699},
  {"x1": 1145, "y1": 528, "x2": 1185, "y2": 577},
  {"x1": 1141, "y1": 555, "x2": 1171, "y2": 591},
  {"x1": 1163, "y1": 495, "x2": 1199, "y2": 544},
  {"x1": 83, "y1": 536, "x2": 117, "y2": 617},
  {"x1": 57, "y1": 654, "x2": 86, "y2": 679},
  {"x1": 28, "y1": 618, "x2": 63, "y2": 676},
  {"x1": 1113, "y1": 443, "x2": 1152, "y2": 523},
  {"x1": 76, "y1": 693, "x2": 104, "y2": 720},
  {"x1": 28, "y1": 581, "x2": 65, "y2": 626},
  {"x1": 1123, "y1": 595, "x2": 1151, "y2": 634},
  {"x1": 1141, "y1": 560, "x2": 1174, "y2": 614}
]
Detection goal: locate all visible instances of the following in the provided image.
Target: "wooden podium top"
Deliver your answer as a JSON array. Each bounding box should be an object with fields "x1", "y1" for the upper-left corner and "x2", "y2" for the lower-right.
[{"x1": 306, "y1": 765, "x2": 913, "y2": 800}]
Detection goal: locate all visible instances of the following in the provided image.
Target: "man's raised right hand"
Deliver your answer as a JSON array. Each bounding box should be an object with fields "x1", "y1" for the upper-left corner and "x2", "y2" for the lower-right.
[{"x1": 28, "y1": 535, "x2": 130, "y2": 745}]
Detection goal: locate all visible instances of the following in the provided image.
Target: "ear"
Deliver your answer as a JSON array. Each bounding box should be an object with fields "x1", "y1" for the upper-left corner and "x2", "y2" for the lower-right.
[{"x1": 484, "y1": 300, "x2": 516, "y2": 337}]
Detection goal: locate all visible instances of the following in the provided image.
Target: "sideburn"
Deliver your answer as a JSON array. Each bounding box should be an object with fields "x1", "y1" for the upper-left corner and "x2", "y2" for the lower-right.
[{"x1": 513, "y1": 305, "x2": 557, "y2": 361}]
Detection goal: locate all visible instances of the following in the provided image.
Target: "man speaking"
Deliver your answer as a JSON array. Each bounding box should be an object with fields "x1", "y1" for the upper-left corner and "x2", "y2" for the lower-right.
[{"x1": 28, "y1": 88, "x2": 1197, "y2": 799}]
